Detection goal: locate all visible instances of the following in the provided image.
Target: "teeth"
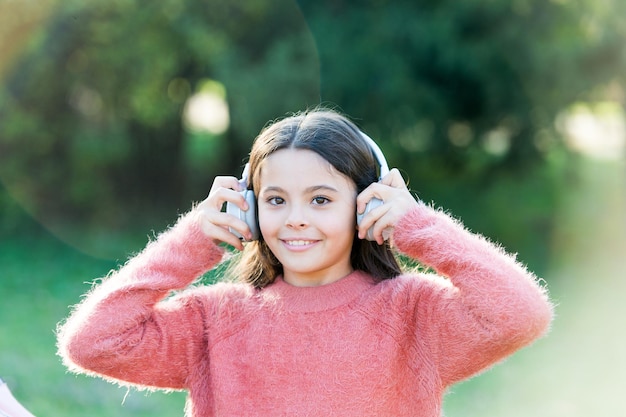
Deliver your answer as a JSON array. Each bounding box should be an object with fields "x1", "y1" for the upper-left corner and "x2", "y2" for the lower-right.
[{"x1": 286, "y1": 240, "x2": 313, "y2": 246}]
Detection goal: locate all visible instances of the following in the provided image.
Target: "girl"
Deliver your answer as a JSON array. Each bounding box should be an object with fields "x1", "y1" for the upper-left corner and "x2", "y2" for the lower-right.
[{"x1": 57, "y1": 108, "x2": 553, "y2": 416}]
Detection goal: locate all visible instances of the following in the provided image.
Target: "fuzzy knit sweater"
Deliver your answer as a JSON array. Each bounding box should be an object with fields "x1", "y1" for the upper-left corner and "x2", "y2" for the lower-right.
[{"x1": 57, "y1": 204, "x2": 553, "y2": 417}]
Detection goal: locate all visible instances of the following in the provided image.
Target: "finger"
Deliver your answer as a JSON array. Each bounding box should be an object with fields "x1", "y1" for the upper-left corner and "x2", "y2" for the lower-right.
[
  {"x1": 356, "y1": 182, "x2": 390, "y2": 214},
  {"x1": 199, "y1": 186, "x2": 249, "y2": 213},
  {"x1": 356, "y1": 191, "x2": 370, "y2": 216},
  {"x1": 357, "y1": 169, "x2": 406, "y2": 212},
  {"x1": 197, "y1": 211, "x2": 249, "y2": 250},
  {"x1": 209, "y1": 225, "x2": 245, "y2": 251},
  {"x1": 356, "y1": 183, "x2": 379, "y2": 214},
  {"x1": 199, "y1": 209, "x2": 249, "y2": 237},
  {"x1": 357, "y1": 201, "x2": 390, "y2": 240},
  {"x1": 357, "y1": 188, "x2": 419, "y2": 242},
  {"x1": 371, "y1": 216, "x2": 395, "y2": 245},
  {"x1": 209, "y1": 176, "x2": 245, "y2": 195},
  {"x1": 380, "y1": 168, "x2": 407, "y2": 189}
]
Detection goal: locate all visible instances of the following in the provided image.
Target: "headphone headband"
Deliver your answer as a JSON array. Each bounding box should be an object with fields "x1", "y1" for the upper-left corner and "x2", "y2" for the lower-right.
[
  {"x1": 359, "y1": 132, "x2": 389, "y2": 180},
  {"x1": 240, "y1": 131, "x2": 388, "y2": 185},
  {"x1": 240, "y1": 162, "x2": 251, "y2": 187}
]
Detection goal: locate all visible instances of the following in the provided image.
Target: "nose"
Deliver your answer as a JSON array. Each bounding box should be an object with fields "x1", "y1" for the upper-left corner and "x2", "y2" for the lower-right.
[{"x1": 285, "y1": 204, "x2": 308, "y2": 229}]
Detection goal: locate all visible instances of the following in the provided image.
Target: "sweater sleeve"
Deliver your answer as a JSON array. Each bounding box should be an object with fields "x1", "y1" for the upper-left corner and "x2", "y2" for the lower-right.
[
  {"x1": 56, "y1": 211, "x2": 225, "y2": 390},
  {"x1": 393, "y1": 203, "x2": 553, "y2": 386}
]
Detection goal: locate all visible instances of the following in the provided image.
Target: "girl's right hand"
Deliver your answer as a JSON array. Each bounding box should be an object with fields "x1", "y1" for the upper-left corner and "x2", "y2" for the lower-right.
[{"x1": 194, "y1": 176, "x2": 252, "y2": 251}]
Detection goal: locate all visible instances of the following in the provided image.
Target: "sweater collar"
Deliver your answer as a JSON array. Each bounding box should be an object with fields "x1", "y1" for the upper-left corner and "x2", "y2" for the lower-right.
[{"x1": 263, "y1": 270, "x2": 375, "y2": 313}]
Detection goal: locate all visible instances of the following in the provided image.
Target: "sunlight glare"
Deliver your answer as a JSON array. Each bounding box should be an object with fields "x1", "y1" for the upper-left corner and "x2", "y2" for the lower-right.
[
  {"x1": 557, "y1": 102, "x2": 626, "y2": 160},
  {"x1": 183, "y1": 81, "x2": 230, "y2": 135}
]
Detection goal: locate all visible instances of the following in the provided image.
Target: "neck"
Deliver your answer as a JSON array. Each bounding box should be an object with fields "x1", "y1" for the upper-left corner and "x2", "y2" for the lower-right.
[
  {"x1": 283, "y1": 268, "x2": 354, "y2": 287},
  {"x1": 266, "y1": 271, "x2": 376, "y2": 313}
]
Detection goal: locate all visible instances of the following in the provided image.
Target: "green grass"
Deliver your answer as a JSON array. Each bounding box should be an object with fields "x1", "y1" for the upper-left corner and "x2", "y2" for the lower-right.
[
  {"x1": 1, "y1": 156, "x2": 624, "y2": 416},
  {"x1": 444, "y1": 157, "x2": 626, "y2": 416},
  {"x1": 0, "y1": 232, "x2": 186, "y2": 416}
]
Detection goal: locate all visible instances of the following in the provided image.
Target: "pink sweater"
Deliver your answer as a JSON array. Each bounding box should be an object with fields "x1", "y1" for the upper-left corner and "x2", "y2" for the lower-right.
[{"x1": 57, "y1": 204, "x2": 553, "y2": 416}]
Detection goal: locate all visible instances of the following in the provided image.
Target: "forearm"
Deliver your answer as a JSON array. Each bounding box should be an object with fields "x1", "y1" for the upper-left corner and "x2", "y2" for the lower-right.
[
  {"x1": 395, "y1": 203, "x2": 551, "y2": 315},
  {"x1": 57, "y1": 211, "x2": 223, "y2": 387},
  {"x1": 394, "y1": 204, "x2": 553, "y2": 382}
]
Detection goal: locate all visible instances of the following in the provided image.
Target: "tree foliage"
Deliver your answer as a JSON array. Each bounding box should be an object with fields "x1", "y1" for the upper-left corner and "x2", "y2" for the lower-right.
[
  {"x1": 0, "y1": 0, "x2": 319, "y2": 233},
  {"x1": 1, "y1": 0, "x2": 625, "y2": 265},
  {"x1": 299, "y1": 0, "x2": 625, "y2": 175}
]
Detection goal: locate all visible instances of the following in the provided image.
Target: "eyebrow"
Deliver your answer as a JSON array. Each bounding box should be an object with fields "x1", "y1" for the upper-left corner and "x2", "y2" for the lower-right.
[{"x1": 261, "y1": 185, "x2": 340, "y2": 194}]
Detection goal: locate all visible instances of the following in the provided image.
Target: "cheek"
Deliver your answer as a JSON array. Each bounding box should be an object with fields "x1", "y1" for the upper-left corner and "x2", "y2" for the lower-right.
[
  {"x1": 326, "y1": 207, "x2": 358, "y2": 233},
  {"x1": 257, "y1": 207, "x2": 279, "y2": 235}
]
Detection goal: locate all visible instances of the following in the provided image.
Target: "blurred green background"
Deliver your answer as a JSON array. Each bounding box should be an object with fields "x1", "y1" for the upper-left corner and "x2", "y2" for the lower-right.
[{"x1": 1, "y1": 0, "x2": 624, "y2": 415}]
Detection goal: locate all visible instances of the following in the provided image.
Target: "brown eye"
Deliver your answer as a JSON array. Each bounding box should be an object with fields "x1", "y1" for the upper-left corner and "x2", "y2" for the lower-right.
[
  {"x1": 267, "y1": 197, "x2": 285, "y2": 205},
  {"x1": 312, "y1": 196, "x2": 330, "y2": 205}
]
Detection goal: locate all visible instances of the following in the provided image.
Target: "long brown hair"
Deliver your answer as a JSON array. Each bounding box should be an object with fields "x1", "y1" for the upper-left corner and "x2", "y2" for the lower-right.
[{"x1": 231, "y1": 107, "x2": 402, "y2": 288}]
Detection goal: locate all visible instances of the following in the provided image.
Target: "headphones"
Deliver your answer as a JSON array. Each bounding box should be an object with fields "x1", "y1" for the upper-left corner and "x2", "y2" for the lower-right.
[{"x1": 226, "y1": 131, "x2": 389, "y2": 242}]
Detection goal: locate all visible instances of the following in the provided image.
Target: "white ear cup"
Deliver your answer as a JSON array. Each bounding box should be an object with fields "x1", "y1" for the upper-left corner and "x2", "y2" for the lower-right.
[
  {"x1": 356, "y1": 132, "x2": 392, "y2": 242},
  {"x1": 356, "y1": 197, "x2": 383, "y2": 241},
  {"x1": 226, "y1": 190, "x2": 259, "y2": 241}
]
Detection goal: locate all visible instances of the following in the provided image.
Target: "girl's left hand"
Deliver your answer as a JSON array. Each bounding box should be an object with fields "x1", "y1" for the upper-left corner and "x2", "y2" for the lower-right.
[{"x1": 356, "y1": 168, "x2": 420, "y2": 245}]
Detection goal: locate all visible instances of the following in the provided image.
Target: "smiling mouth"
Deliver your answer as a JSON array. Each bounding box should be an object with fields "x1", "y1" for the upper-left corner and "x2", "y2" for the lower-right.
[{"x1": 282, "y1": 240, "x2": 316, "y2": 246}]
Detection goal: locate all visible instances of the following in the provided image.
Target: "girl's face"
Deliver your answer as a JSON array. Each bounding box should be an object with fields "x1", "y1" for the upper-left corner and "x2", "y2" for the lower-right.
[{"x1": 258, "y1": 148, "x2": 357, "y2": 287}]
